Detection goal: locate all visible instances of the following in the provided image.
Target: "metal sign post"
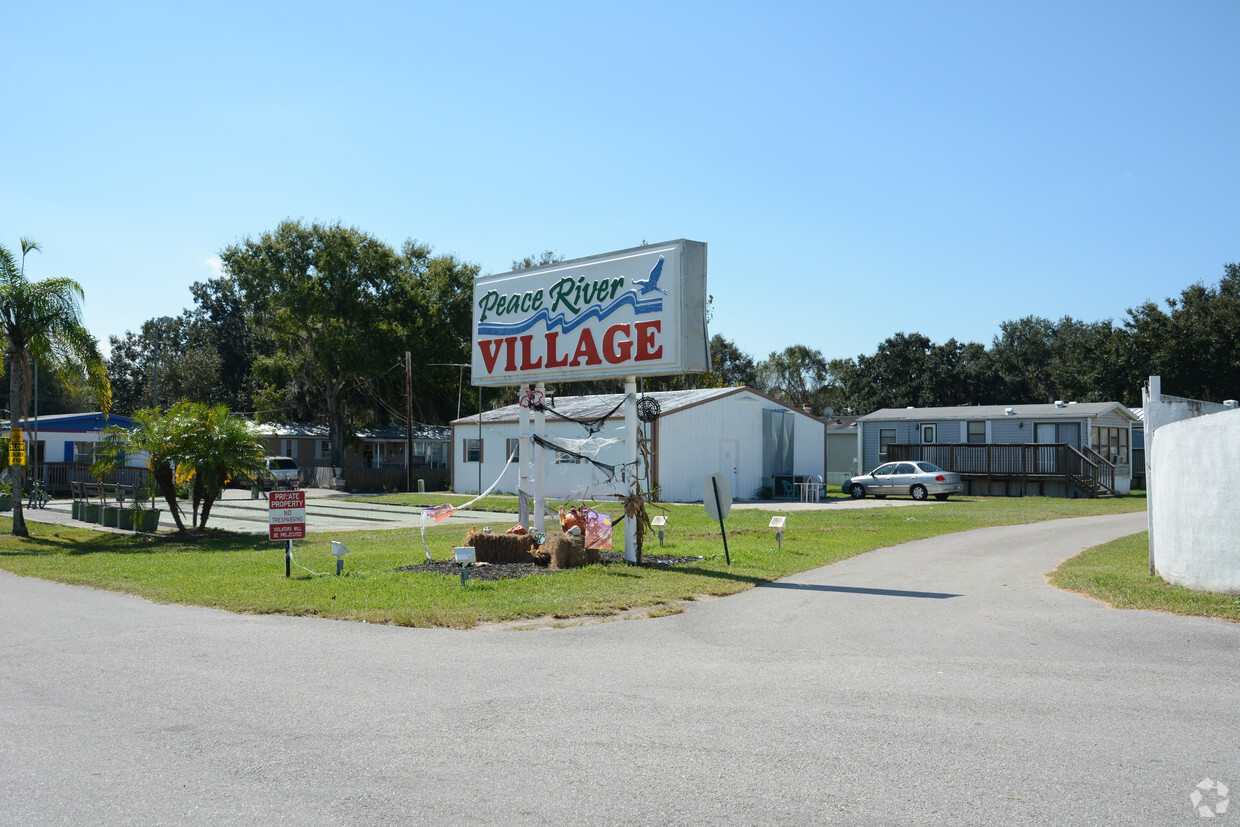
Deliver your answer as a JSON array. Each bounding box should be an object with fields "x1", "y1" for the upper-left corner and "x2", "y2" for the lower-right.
[
  {"x1": 269, "y1": 491, "x2": 307, "y2": 576},
  {"x1": 624, "y1": 378, "x2": 638, "y2": 563},
  {"x1": 703, "y1": 472, "x2": 733, "y2": 565}
]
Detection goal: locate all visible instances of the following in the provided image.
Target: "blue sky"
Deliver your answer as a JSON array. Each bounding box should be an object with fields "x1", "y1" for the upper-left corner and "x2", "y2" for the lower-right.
[{"x1": 3, "y1": 1, "x2": 1237, "y2": 370}]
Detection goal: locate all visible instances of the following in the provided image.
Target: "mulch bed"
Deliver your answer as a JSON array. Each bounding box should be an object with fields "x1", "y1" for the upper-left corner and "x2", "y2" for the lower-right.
[{"x1": 396, "y1": 551, "x2": 702, "y2": 581}]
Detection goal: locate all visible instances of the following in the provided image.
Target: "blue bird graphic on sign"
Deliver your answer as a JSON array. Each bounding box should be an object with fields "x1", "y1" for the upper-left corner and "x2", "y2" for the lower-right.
[{"x1": 633, "y1": 256, "x2": 668, "y2": 295}]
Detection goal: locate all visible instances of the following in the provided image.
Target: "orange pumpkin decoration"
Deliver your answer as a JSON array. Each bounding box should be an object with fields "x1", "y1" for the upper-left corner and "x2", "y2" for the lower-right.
[{"x1": 559, "y1": 507, "x2": 583, "y2": 534}]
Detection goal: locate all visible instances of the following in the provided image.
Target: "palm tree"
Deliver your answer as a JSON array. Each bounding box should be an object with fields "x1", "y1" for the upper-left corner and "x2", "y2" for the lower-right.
[
  {"x1": 113, "y1": 406, "x2": 191, "y2": 533},
  {"x1": 0, "y1": 241, "x2": 111, "y2": 537},
  {"x1": 175, "y1": 402, "x2": 266, "y2": 530},
  {"x1": 117, "y1": 402, "x2": 266, "y2": 534}
]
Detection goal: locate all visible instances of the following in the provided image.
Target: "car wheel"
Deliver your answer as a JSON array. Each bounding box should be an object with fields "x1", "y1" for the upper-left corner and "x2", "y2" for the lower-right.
[
  {"x1": 849, "y1": 483, "x2": 865, "y2": 499},
  {"x1": 934, "y1": 494, "x2": 950, "y2": 501},
  {"x1": 911, "y1": 484, "x2": 928, "y2": 501}
]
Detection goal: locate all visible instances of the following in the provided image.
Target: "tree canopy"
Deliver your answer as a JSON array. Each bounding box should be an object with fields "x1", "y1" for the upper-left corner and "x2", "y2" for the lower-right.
[{"x1": 98, "y1": 229, "x2": 1238, "y2": 435}]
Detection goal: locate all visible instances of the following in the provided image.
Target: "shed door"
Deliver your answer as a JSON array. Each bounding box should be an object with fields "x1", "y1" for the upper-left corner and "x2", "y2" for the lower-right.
[{"x1": 720, "y1": 440, "x2": 739, "y2": 494}]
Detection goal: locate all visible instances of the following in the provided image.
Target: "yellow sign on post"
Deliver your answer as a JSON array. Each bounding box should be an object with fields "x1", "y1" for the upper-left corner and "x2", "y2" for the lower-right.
[{"x1": 7, "y1": 429, "x2": 24, "y2": 466}]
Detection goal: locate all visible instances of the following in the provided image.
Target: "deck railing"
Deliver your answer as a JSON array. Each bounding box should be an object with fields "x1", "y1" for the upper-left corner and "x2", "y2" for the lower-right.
[
  {"x1": 888, "y1": 443, "x2": 1118, "y2": 497},
  {"x1": 1079, "y1": 446, "x2": 1116, "y2": 494},
  {"x1": 39, "y1": 463, "x2": 147, "y2": 495}
]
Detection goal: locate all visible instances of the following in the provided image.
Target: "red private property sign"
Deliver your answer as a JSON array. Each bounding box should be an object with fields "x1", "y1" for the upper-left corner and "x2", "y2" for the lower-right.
[{"x1": 269, "y1": 490, "x2": 306, "y2": 541}]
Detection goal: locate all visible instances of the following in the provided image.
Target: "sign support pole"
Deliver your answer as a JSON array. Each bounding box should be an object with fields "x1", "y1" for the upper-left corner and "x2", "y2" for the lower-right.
[
  {"x1": 712, "y1": 476, "x2": 731, "y2": 566},
  {"x1": 519, "y1": 383, "x2": 531, "y2": 528},
  {"x1": 624, "y1": 376, "x2": 638, "y2": 563},
  {"x1": 285, "y1": 539, "x2": 292, "y2": 578},
  {"x1": 533, "y1": 381, "x2": 546, "y2": 535}
]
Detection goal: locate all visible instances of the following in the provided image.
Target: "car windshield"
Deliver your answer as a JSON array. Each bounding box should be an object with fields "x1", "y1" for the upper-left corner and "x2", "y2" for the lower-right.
[
  {"x1": 269, "y1": 459, "x2": 298, "y2": 470},
  {"x1": 915, "y1": 462, "x2": 944, "y2": 473}
]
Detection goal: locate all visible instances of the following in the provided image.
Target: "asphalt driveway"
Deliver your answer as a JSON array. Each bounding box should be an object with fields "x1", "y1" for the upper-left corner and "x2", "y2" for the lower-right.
[{"x1": 2, "y1": 511, "x2": 1235, "y2": 825}]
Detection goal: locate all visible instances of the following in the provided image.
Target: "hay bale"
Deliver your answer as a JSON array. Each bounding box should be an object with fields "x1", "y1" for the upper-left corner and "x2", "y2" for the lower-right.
[
  {"x1": 463, "y1": 528, "x2": 538, "y2": 564},
  {"x1": 546, "y1": 531, "x2": 601, "y2": 569}
]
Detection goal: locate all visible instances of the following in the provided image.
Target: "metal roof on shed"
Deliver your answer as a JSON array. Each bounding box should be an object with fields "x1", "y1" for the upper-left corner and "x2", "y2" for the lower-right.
[{"x1": 452, "y1": 386, "x2": 753, "y2": 426}]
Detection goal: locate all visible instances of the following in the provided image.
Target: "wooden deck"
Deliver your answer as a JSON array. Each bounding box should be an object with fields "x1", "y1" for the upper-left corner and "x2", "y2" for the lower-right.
[{"x1": 888, "y1": 443, "x2": 1119, "y2": 498}]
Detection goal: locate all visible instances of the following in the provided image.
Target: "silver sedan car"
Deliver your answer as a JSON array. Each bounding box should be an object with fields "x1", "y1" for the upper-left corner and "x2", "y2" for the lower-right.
[{"x1": 843, "y1": 461, "x2": 962, "y2": 501}]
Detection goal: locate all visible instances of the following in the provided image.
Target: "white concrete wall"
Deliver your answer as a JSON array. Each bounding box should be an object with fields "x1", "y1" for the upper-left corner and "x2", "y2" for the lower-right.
[{"x1": 1149, "y1": 408, "x2": 1240, "y2": 594}]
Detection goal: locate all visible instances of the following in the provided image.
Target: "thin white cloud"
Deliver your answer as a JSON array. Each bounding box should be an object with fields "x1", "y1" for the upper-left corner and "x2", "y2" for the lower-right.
[{"x1": 205, "y1": 256, "x2": 224, "y2": 276}]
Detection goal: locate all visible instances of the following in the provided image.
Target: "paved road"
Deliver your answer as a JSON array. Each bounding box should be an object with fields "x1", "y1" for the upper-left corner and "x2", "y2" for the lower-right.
[{"x1": 2, "y1": 511, "x2": 1235, "y2": 825}]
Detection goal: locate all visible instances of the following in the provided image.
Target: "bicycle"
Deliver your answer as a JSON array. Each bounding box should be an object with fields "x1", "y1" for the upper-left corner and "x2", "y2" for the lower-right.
[{"x1": 26, "y1": 480, "x2": 48, "y2": 510}]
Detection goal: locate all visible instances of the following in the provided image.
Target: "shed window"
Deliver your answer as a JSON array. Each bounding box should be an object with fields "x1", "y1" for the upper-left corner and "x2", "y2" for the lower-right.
[
  {"x1": 967, "y1": 421, "x2": 986, "y2": 444},
  {"x1": 464, "y1": 439, "x2": 482, "y2": 463},
  {"x1": 506, "y1": 438, "x2": 521, "y2": 461}
]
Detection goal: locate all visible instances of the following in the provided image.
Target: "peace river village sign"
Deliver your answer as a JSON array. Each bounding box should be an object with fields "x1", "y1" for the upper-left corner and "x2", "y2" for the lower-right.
[{"x1": 471, "y1": 239, "x2": 710, "y2": 386}]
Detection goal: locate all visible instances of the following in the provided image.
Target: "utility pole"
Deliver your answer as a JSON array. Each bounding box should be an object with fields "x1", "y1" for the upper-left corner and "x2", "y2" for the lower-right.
[
  {"x1": 152, "y1": 316, "x2": 173, "y2": 409},
  {"x1": 405, "y1": 351, "x2": 414, "y2": 493}
]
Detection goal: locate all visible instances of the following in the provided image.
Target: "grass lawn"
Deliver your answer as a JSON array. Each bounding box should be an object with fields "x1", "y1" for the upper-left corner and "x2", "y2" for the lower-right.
[
  {"x1": 0, "y1": 494, "x2": 1148, "y2": 629},
  {"x1": 1049, "y1": 531, "x2": 1240, "y2": 622}
]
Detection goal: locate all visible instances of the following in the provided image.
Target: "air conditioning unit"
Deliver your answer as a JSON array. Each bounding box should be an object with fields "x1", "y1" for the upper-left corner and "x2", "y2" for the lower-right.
[{"x1": 1110, "y1": 454, "x2": 1121, "y2": 464}]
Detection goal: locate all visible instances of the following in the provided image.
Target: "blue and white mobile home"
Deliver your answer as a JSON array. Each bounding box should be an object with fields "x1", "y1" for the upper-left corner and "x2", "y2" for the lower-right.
[{"x1": 857, "y1": 402, "x2": 1140, "y2": 497}]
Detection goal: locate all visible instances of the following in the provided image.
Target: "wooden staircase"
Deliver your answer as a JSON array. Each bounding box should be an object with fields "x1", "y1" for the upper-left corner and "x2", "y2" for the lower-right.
[{"x1": 1069, "y1": 446, "x2": 1118, "y2": 498}]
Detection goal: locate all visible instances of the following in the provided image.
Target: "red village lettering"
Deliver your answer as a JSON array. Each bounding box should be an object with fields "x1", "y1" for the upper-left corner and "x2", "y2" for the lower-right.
[{"x1": 477, "y1": 321, "x2": 663, "y2": 375}]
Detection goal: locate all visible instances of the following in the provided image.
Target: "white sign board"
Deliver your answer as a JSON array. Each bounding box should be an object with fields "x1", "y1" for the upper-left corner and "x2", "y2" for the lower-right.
[
  {"x1": 703, "y1": 472, "x2": 732, "y2": 522},
  {"x1": 471, "y1": 239, "x2": 709, "y2": 386},
  {"x1": 269, "y1": 490, "x2": 306, "y2": 541}
]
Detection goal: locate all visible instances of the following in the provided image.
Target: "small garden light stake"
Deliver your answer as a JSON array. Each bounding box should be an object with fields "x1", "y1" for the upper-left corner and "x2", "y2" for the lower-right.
[
  {"x1": 454, "y1": 546, "x2": 477, "y2": 586},
  {"x1": 652, "y1": 515, "x2": 668, "y2": 547},
  {"x1": 769, "y1": 516, "x2": 786, "y2": 551},
  {"x1": 331, "y1": 541, "x2": 350, "y2": 576}
]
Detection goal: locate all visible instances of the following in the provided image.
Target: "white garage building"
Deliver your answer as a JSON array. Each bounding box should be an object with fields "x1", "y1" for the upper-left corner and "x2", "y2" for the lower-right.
[{"x1": 451, "y1": 387, "x2": 826, "y2": 502}]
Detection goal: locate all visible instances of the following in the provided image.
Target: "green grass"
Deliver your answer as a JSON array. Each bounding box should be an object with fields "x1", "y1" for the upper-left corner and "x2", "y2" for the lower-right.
[
  {"x1": 0, "y1": 495, "x2": 1148, "y2": 628},
  {"x1": 1050, "y1": 532, "x2": 1240, "y2": 621}
]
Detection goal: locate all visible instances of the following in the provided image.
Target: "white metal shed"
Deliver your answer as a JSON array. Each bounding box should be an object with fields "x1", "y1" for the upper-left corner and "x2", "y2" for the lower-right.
[{"x1": 451, "y1": 387, "x2": 826, "y2": 502}]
